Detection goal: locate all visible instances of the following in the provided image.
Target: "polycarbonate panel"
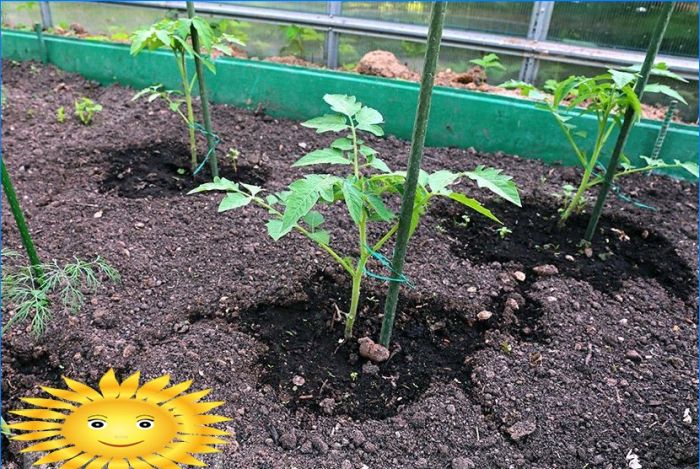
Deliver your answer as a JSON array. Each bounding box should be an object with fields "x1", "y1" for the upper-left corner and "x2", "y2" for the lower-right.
[
  {"x1": 548, "y1": 2, "x2": 698, "y2": 57},
  {"x1": 340, "y1": 2, "x2": 533, "y2": 36}
]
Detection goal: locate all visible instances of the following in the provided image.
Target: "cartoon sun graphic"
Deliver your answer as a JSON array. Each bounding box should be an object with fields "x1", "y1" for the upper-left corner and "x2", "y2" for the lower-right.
[{"x1": 8, "y1": 369, "x2": 230, "y2": 468}]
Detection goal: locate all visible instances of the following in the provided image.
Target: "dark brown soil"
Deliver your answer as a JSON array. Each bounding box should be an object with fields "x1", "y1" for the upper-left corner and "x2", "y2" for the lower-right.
[{"x1": 2, "y1": 60, "x2": 698, "y2": 469}]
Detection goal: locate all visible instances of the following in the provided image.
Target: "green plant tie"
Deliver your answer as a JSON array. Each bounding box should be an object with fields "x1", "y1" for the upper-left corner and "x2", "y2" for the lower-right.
[
  {"x1": 593, "y1": 163, "x2": 657, "y2": 211},
  {"x1": 190, "y1": 122, "x2": 220, "y2": 176},
  {"x1": 362, "y1": 244, "x2": 415, "y2": 288}
]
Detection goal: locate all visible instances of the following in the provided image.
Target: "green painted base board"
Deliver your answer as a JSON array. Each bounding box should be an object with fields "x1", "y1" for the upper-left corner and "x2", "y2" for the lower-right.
[{"x1": 2, "y1": 30, "x2": 697, "y2": 179}]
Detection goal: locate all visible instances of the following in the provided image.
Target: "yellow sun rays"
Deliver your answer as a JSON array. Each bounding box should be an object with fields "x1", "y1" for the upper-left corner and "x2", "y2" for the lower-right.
[{"x1": 8, "y1": 369, "x2": 231, "y2": 468}]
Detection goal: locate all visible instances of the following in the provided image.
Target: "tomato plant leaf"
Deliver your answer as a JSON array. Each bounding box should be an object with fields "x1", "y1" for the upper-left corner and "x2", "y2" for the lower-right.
[
  {"x1": 302, "y1": 211, "x2": 324, "y2": 230},
  {"x1": 301, "y1": 114, "x2": 349, "y2": 133},
  {"x1": 308, "y1": 230, "x2": 330, "y2": 245},
  {"x1": 428, "y1": 170, "x2": 461, "y2": 195},
  {"x1": 292, "y1": 148, "x2": 352, "y2": 167},
  {"x1": 448, "y1": 193, "x2": 502, "y2": 223},
  {"x1": 463, "y1": 166, "x2": 521, "y2": 206},
  {"x1": 218, "y1": 192, "x2": 251, "y2": 212},
  {"x1": 188, "y1": 177, "x2": 239, "y2": 194},
  {"x1": 323, "y1": 94, "x2": 362, "y2": 117},
  {"x1": 341, "y1": 180, "x2": 364, "y2": 225},
  {"x1": 675, "y1": 160, "x2": 699, "y2": 178},
  {"x1": 643, "y1": 84, "x2": 688, "y2": 104}
]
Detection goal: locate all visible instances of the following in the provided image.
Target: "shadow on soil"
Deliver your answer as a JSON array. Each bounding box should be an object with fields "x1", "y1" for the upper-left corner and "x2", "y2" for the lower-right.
[
  {"x1": 436, "y1": 200, "x2": 696, "y2": 302},
  {"x1": 239, "y1": 273, "x2": 496, "y2": 421},
  {"x1": 99, "y1": 141, "x2": 269, "y2": 198}
]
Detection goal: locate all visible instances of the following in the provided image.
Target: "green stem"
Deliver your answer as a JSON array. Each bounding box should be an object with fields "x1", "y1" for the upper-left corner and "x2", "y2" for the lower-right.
[
  {"x1": 177, "y1": 52, "x2": 198, "y2": 172},
  {"x1": 1, "y1": 160, "x2": 44, "y2": 284},
  {"x1": 345, "y1": 212, "x2": 369, "y2": 339},
  {"x1": 379, "y1": 1, "x2": 446, "y2": 348},
  {"x1": 350, "y1": 121, "x2": 360, "y2": 179},
  {"x1": 584, "y1": 1, "x2": 675, "y2": 243},
  {"x1": 373, "y1": 223, "x2": 399, "y2": 252},
  {"x1": 558, "y1": 111, "x2": 611, "y2": 226},
  {"x1": 187, "y1": 1, "x2": 219, "y2": 179}
]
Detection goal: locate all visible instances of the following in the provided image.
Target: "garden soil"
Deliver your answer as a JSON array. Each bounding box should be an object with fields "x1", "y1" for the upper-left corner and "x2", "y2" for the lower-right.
[{"x1": 2, "y1": 61, "x2": 698, "y2": 468}]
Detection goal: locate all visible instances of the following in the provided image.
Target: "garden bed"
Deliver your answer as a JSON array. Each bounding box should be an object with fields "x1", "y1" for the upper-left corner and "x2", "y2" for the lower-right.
[{"x1": 1, "y1": 60, "x2": 698, "y2": 468}]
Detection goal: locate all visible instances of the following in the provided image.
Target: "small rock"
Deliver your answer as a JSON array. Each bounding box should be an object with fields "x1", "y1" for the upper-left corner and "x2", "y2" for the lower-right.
[
  {"x1": 505, "y1": 298, "x2": 520, "y2": 311},
  {"x1": 446, "y1": 404, "x2": 456, "y2": 415},
  {"x1": 512, "y1": 271, "x2": 526, "y2": 282},
  {"x1": 416, "y1": 458, "x2": 429, "y2": 468},
  {"x1": 452, "y1": 457, "x2": 476, "y2": 469},
  {"x1": 173, "y1": 320, "x2": 190, "y2": 334},
  {"x1": 362, "y1": 362, "x2": 380, "y2": 376},
  {"x1": 362, "y1": 441, "x2": 378, "y2": 453},
  {"x1": 134, "y1": 222, "x2": 145, "y2": 229},
  {"x1": 300, "y1": 441, "x2": 313, "y2": 454},
  {"x1": 533, "y1": 264, "x2": 559, "y2": 276},
  {"x1": 341, "y1": 461, "x2": 354, "y2": 469},
  {"x1": 625, "y1": 349, "x2": 643, "y2": 363},
  {"x1": 122, "y1": 344, "x2": 137, "y2": 359},
  {"x1": 93, "y1": 309, "x2": 115, "y2": 329},
  {"x1": 310, "y1": 435, "x2": 328, "y2": 454},
  {"x1": 319, "y1": 398, "x2": 336, "y2": 415},
  {"x1": 467, "y1": 286, "x2": 478, "y2": 293},
  {"x1": 279, "y1": 432, "x2": 297, "y2": 450},
  {"x1": 292, "y1": 375, "x2": 305, "y2": 386},
  {"x1": 93, "y1": 210, "x2": 103, "y2": 219},
  {"x1": 351, "y1": 430, "x2": 366, "y2": 447},
  {"x1": 506, "y1": 419, "x2": 536, "y2": 441},
  {"x1": 476, "y1": 310, "x2": 493, "y2": 321},
  {"x1": 583, "y1": 247, "x2": 593, "y2": 258},
  {"x1": 565, "y1": 255, "x2": 575, "y2": 262},
  {"x1": 358, "y1": 337, "x2": 390, "y2": 363}
]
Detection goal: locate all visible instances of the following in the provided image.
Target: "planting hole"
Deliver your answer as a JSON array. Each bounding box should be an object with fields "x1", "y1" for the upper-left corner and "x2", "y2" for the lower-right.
[
  {"x1": 240, "y1": 275, "x2": 491, "y2": 421},
  {"x1": 99, "y1": 142, "x2": 269, "y2": 198},
  {"x1": 439, "y1": 201, "x2": 696, "y2": 302}
]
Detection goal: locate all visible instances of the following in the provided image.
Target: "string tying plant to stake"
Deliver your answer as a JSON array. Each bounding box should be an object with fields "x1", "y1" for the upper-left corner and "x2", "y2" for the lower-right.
[
  {"x1": 190, "y1": 92, "x2": 520, "y2": 340},
  {"x1": 130, "y1": 13, "x2": 243, "y2": 176},
  {"x1": 379, "y1": 1, "x2": 445, "y2": 348}
]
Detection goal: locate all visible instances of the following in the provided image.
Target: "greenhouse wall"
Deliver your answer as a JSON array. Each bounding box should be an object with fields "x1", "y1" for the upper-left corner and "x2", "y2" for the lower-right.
[{"x1": 2, "y1": 30, "x2": 697, "y2": 179}]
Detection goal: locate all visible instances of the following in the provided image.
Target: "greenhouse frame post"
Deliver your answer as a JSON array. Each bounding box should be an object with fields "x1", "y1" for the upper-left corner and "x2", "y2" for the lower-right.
[
  {"x1": 1, "y1": 160, "x2": 44, "y2": 283},
  {"x1": 519, "y1": 1, "x2": 554, "y2": 83},
  {"x1": 583, "y1": 1, "x2": 675, "y2": 243},
  {"x1": 187, "y1": 1, "x2": 219, "y2": 179},
  {"x1": 39, "y1": 2, "x2": 53, "y2": 29},
  {"x1": 379, "y1": 2, "x2": 447, "y2": 348},
  {"x1": 325, "y1": 1, "x2": 341, "y2": 69}
]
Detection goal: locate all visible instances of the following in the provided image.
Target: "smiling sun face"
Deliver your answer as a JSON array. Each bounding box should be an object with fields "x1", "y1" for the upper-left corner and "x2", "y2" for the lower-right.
[{"x1": 8, "y1": 369, "x2": 230, "y2": 468}]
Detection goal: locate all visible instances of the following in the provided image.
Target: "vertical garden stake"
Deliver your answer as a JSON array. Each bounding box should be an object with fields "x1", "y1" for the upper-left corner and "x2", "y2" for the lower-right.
[
  {"x1": 34, "y1": 23, "x2": 48, "y2": 64},
  {"x1": 1, "y1": 160, "x2": 44, "y2": 283},
  {"x1": 379, "y1": 2, "x2": 447, "y2": 347},
  {"x1": 583, "y1": 1, "x2": 675, "y2": 243},
  {"x1": 187, "y1": 1, "x2": 219, "y2": 179}
]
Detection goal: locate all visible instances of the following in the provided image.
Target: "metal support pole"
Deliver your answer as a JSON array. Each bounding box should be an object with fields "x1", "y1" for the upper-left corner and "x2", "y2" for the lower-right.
[
  {"x1": 39, "y1": 2, "x2": 53, "y2": 29},
  {"x1": 325, "y1": 2, "x2": 341, "y2": 69},
  {"x1": 519, "y1": 1, "x2": 554, "y2": 83}
]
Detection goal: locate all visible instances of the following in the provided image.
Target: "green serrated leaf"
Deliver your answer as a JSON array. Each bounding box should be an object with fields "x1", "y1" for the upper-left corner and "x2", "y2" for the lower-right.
[
  {"x1": 308, "y1": 230, "x2": 330, "y2": 245},
  {"x1": 266, "y1": 194, "x2": 279, "y2": 206},
  {"x1": 331, "y1": 137, "x2": 354, "y2": 151},
  {"x1": 241, "y1": 183, "x2": 262, "y2": 196},
  {"x1": 292, "y1": 148, "x2": 351, "y2": 167},
  {"x1": 448, "y1": 193, "x2": 501, "y2": 224},
  {"x1": 302, "y1": 210, "x2": 324, "y2": 230},
  {"x1": 675, "y1": 160, "x2": 699, "y2": 178},
  {"x1": 188, "y1": 177, "x2": 239, "y2": 194},
  {"x1": 341, "y1": 180, "x2": 364, "y2": 225},
  {"x1": 267, "y1": 219, "x2": 290, "y2": 241},
  {"x1": 355, "y1": 106, "x2": 383, "y2": 127},
  {"x1": 366, "y1": 195, "x2": 394, "y2": 221},
  {"x1": 356, "y1": 123, "x2": 384, "y2": 137},
  {"x1": 369, "y1": 158, "x2": 391, "y2": 173},
  {"x1": 280, "y1": 175, "x2": 338, "y2": 234},
  {"x1": 644, "y1": 83, "x2": 688, "y2": 105},
  {"x1": 428, "y1": 170, "x2": 461, "y2": 195},
  {"x1": 301, "y1": 114, "x2": 348, "y2": 133},
  {"x1": 608, "y1": 69, "x2": 637, "y2": 89},
  {"x1": 323, "y1": 94, "x2": 362, "y2": 116},
  {"x1": 218, "y1": 192, "x2": 251, "y2": 212},
  {"x1": 463, "y1": 166, "x2": 521, "y2": 207}
]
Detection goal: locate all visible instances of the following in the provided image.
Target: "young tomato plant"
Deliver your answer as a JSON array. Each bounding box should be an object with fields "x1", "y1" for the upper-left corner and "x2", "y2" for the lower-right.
[
  {"x1": 540, "y1": 64, "x2": 695, "y2": 225},
  {"x1": 74, "y1": 97, "x2": 102, "y2": 125},
  {"x1": 190, "y1": 94, "x2": 521, "y2": 339},
  {"x1": 130, "y1": 17, "x2": 243, "y2": 172}
]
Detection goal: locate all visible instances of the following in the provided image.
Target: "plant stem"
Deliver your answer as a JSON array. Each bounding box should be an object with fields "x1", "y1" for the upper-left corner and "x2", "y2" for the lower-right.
[
  {"x1": 583, "y1": 1, "x2": 675, "y2": 243},
  {"x1": 345, "y1": 212, "x2": 369, "y2": 339},
  {"x1": 379, "y1": 1, "x2": 446, "y2": 348},
  {"x1": 187, "y1": 1, "x2": 219, "y2": 179},
  {"x1": 177, "y1": 52, "x2": 198, "y2": 172},
  {"x1": 1, "y1": 160, "x2": 44, "y2": 284}
]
